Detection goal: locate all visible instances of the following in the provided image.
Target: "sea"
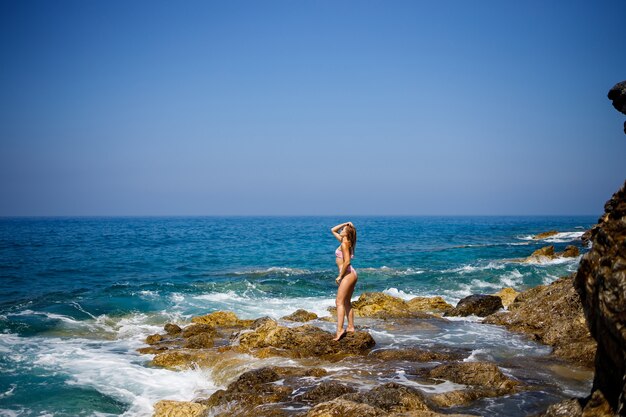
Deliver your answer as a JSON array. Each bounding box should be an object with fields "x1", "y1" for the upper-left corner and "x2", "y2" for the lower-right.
[{"x1": 0, "y1": 216, "x2": 598, "y2": 417}]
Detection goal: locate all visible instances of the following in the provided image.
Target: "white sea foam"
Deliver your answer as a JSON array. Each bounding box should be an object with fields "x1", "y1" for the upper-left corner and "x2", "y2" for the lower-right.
[
  {"x1": 381, "y1": 369, "x2": 466, "y2": 393},
  {"x1": 382, "y1": 288, "x2": 418, "y2": 300},
  {"x1": 523, "y1": 255, "x2": 582, "y2": 266},
  {"x1": 518, "y1": 231, "x2": 584, "y2": 243},
  {"x1": 231, "y1": 267, "x2": 311, "y2": 276},
  {"x1": 499, "y1": 269, "x2": 524, "y2": 287},
  {"x1": 0, "y1": 384, "x2": 16, "y2": 399},
  {"x1": 1, "y1": 323, "x2": 218, "y2": 417},
  {"x1": 360, "y1": 266, "x2": 425, "y2": 276},
  {"x1": 443, "y1": 262, "x2": 505, "y2": 274},
  {"x1": 190, "y1": 293, "x2": 336, "y2": 320}
]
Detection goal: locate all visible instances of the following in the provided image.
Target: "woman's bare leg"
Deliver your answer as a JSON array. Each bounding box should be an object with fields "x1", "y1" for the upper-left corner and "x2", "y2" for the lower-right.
[{"x1": 334, "y1": 272, "x2": 357, "y2": 340}]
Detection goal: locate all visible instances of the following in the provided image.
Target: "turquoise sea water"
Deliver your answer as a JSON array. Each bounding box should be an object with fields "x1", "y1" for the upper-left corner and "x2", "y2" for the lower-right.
[{"x1": 0, "y1": 216, "x2": 596, "y2": 416}]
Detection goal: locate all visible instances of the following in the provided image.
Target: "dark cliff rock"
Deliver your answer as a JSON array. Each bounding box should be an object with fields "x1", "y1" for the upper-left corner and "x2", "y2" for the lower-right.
[
  {"x1": 608, "y1": 80, "x2": 626, "y2": 133},
  {"x1": 574, "y1": 179, "x2": 626, "y2": 415}
]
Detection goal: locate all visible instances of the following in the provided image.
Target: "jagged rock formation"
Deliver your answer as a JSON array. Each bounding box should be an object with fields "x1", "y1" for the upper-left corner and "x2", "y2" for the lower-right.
[
  {"x1": 484, "y1": 276, "x2": 596, "y2": 367},
  {"x1": 574, "y1": 180, "x2": 626, "y2": 415}
]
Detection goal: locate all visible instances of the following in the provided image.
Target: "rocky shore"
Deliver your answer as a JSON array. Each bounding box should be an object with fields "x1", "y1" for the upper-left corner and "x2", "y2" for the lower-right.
[{"x1": 141, "y1": 263, "x2": 600, "y2": 417}]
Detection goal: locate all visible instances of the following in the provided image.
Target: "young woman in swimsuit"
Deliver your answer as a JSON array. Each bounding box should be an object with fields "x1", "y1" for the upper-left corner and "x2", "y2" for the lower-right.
[{"x1": 331, "y1": 221, "x2": 358, "y2": 341}]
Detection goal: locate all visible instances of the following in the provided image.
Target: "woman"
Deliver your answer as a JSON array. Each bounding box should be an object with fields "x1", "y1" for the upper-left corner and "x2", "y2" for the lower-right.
[{"x1": 331, "y1": 221, "x2": 358, "y2": 341}]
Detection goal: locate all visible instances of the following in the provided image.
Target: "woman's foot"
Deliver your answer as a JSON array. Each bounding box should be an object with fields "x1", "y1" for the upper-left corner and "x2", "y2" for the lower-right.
[
  {"x1": 346, "y1": 326, "x2": 355, "y2": 333},
  {"x1": 333, "y1": 330, "x2": 347, "y2": 341}
]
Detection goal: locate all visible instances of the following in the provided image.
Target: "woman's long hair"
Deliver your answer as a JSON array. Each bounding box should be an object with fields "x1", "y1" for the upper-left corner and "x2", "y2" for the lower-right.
[{"x1": 344, "y1": 224, "x2": 357, "y2": 255}]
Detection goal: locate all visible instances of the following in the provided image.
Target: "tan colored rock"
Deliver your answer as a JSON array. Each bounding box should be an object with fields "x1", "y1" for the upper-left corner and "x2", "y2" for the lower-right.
[
  {"x1": 191, "y1": 311, "x2": 253, "y2": 327},
  {"x1": 164, "y1": 323, "x2": 182, "y2": 335},
  {"x1": 528, "y1": 245, "x2": 556, "y2": 259},
  {"x1": 152, "y1": 400, "x2": 208, "y2": 417},
  {"x1": 534, "y1": 230, "x2": 559, "y2": 239},
  {"x1": 406, "y1": 296, "x2": 453, "y2": 313},
  {"x1": 561, "y1": 245, "x2": 580, "y2": 258},
  {"x1": 183, "y1": 333, "x2": 214, "y2": 349},
  {"x1": 281, "y1": 309, "x2": 318, "y2": 322},
  {"x1": 341, "y1": 382, "x2": 431, "y2": 413},
  {"x1": 347, "y1": 292, "x2": 435, "y2": 319},
  {"x1": 236, "y1": 319, "x2": 375, "y2": 359},
  {"x1": 181, "y1": 323, "x2": 217, "y2": 338},
  {"x1": 151, "y1": 350, "x2": 215, "y2": 369},
  {"x1": 484, "y1": 276, "x2": 596, "y2": 367},
  {"x1": 146, "y1": 333, "x2": 164, "y2": 345},
  {"x1": 492, "y1": 288, "x2": 519, "y2": 308},
  {"x1": 306, "y1": 398, "x2": 385, "y2": 417},
  {"x1": 369, "y1": 347, "x2": 463, "y2": 362},
  {"x1": 425, "y1": 362, "x2": 518, "y2": 391}
]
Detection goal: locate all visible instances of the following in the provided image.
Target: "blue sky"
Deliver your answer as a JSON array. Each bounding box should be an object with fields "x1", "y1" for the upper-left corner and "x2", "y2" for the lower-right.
[{"x1": 1, "y1": 0, "x2": 625, "y2": 216}]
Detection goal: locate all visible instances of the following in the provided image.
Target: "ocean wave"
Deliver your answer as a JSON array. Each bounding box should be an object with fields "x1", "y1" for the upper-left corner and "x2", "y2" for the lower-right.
[
  {"x1": 518, "y1": 231, "x2": 584, "y2": 243},
  {"x1": 0, "y1": 333, "x2": 217, "y2": 417},
  {"x1": 227, "y1": 267, "x2": 313, "y2": 277},
  {"x1": 442, "y1": 262, "x2": 505, "y2": 274},
  {"x1": 522, "y1": 255, "x2": 582, "y2": 266},
  {"x1": 360, "y1": 266, "x2": 426, "y2": 276}
]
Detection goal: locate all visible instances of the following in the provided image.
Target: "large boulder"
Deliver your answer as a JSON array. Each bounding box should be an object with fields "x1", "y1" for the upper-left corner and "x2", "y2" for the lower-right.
[
  {"x1": 574, "y1": 180, "x2": 626, "y2": 414},
  {"x1": 235, "y1": 319, "x2": 375, "y2": 359},
  {"x1": 484, "y1": 276, "x2": 596, "y2": 367},
  {"x1": 444, "y1": 294, "x2": 503, "y2": 317},
  {"x1": 191, "y1": 311, "x2": 253, "y2": 327}
]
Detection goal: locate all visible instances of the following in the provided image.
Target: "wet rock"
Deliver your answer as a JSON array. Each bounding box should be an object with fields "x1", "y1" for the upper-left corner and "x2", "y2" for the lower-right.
[
  {"x1": 138, "y1": 346, "x2": 168, "y2": 354},
  {"x1": 202, "y1": 366, "x2": 327, "y2": 416},
  {"x1": 492, "y1": 288, "x2": 519, "y2": 308},
  {"x1": 347, "y1": 292, "x2": 436, "y2": 319},
  {"x1": 183, "y1": 333, "x2": 214, "y2": 349},
  {"x1": 305, "y1": 398, "x2": 385, "y2": 417},
  {"x1": 484, "y1": 276, "x2": 596, "y2": 367},
  {"x1": 341, "y1": 382, "x2": 431, "y2": 413},
  {"x1": 561, "y1": 245, "x2": 580, "y2": 258},
  {"x1": 152, "y1": 400, "x2": 208, "y2": 417},
  {"x1": 529, "y1": 245, "x2": 556, "y2": 259},
  {"x1": 444, "y1": 294, "x2": 503, "y2": 317},
  {"x1": 151, "y1": 350, "x2": 215, "y2": 369},
  {"x1": 164, "y1": 323, "x2": 182, "y2": 335},
  {"x1": 534, "y1": 230, "x2": 559, "y2": 239},
  {"x1": 146, "y1": 333, "x2": 164, "y2": 345},
  {"x1": 539, "y1": 398, "x2": 583, "y2": 417},
  {"x1": 181, "y1": 323, "x2": 217, "y2": 338},
  {"x1": 191, "y1": 311, "x2": 253, "y2": 328},
  {"x1": 369, "y1": 347, "x2": 464, "y2": 362},
  {"x1": 425, "y1": 362, "x2": 518, "y2": 390},
  {"x1": 235, "y1": 319, "x2": 375, "y2": 359},
  {"x1": 429, "y1": 388, "x2": 509, "y2": 408},
  {"x1": 538, "y1": 390, "x2": 614, "y2": 417},
  {"x1": 574, "y1": 180, "x2": 626, "y2": 414},
  {"x1": 295, "y1": 381, "x2": 356, "y2": 404},
  {"x1": 281, "y1": 309, "x2": 318, "y2": 322},
  {"x1": 406, "y1": 296, "x2": 453, "y2": 313}
]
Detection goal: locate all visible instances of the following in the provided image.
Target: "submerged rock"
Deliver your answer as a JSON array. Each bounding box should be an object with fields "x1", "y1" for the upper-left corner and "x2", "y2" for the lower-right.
[
  {"x1": 484, "y1": 275, "x2": 596, "y2": 367},
  {"x1": 235, "y1": 319, "x2": 375, "y2": 359},
  {"x1": 281, "y1": 309, "x2": 318, "y2": 322},
  {"x1": 444, "y1": 294, "x2": 503, "y2": 317},
  {"x1": 574, "y1": 180, "x2": 626, "y2": 414}
]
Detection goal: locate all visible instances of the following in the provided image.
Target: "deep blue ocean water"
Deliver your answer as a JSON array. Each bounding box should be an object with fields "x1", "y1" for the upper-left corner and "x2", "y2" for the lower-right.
[{"x1": 0, "y1": 216, "x2": 597, "y2": 416}]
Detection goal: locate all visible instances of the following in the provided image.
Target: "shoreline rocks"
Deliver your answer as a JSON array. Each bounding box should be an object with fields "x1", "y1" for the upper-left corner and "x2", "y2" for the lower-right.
[
  {"x1": 444, "y1": 294, "x2": 503, "y2": 317},
  {"x1": 483, "y1": 275, "x2": 596, "y2": 367}
]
